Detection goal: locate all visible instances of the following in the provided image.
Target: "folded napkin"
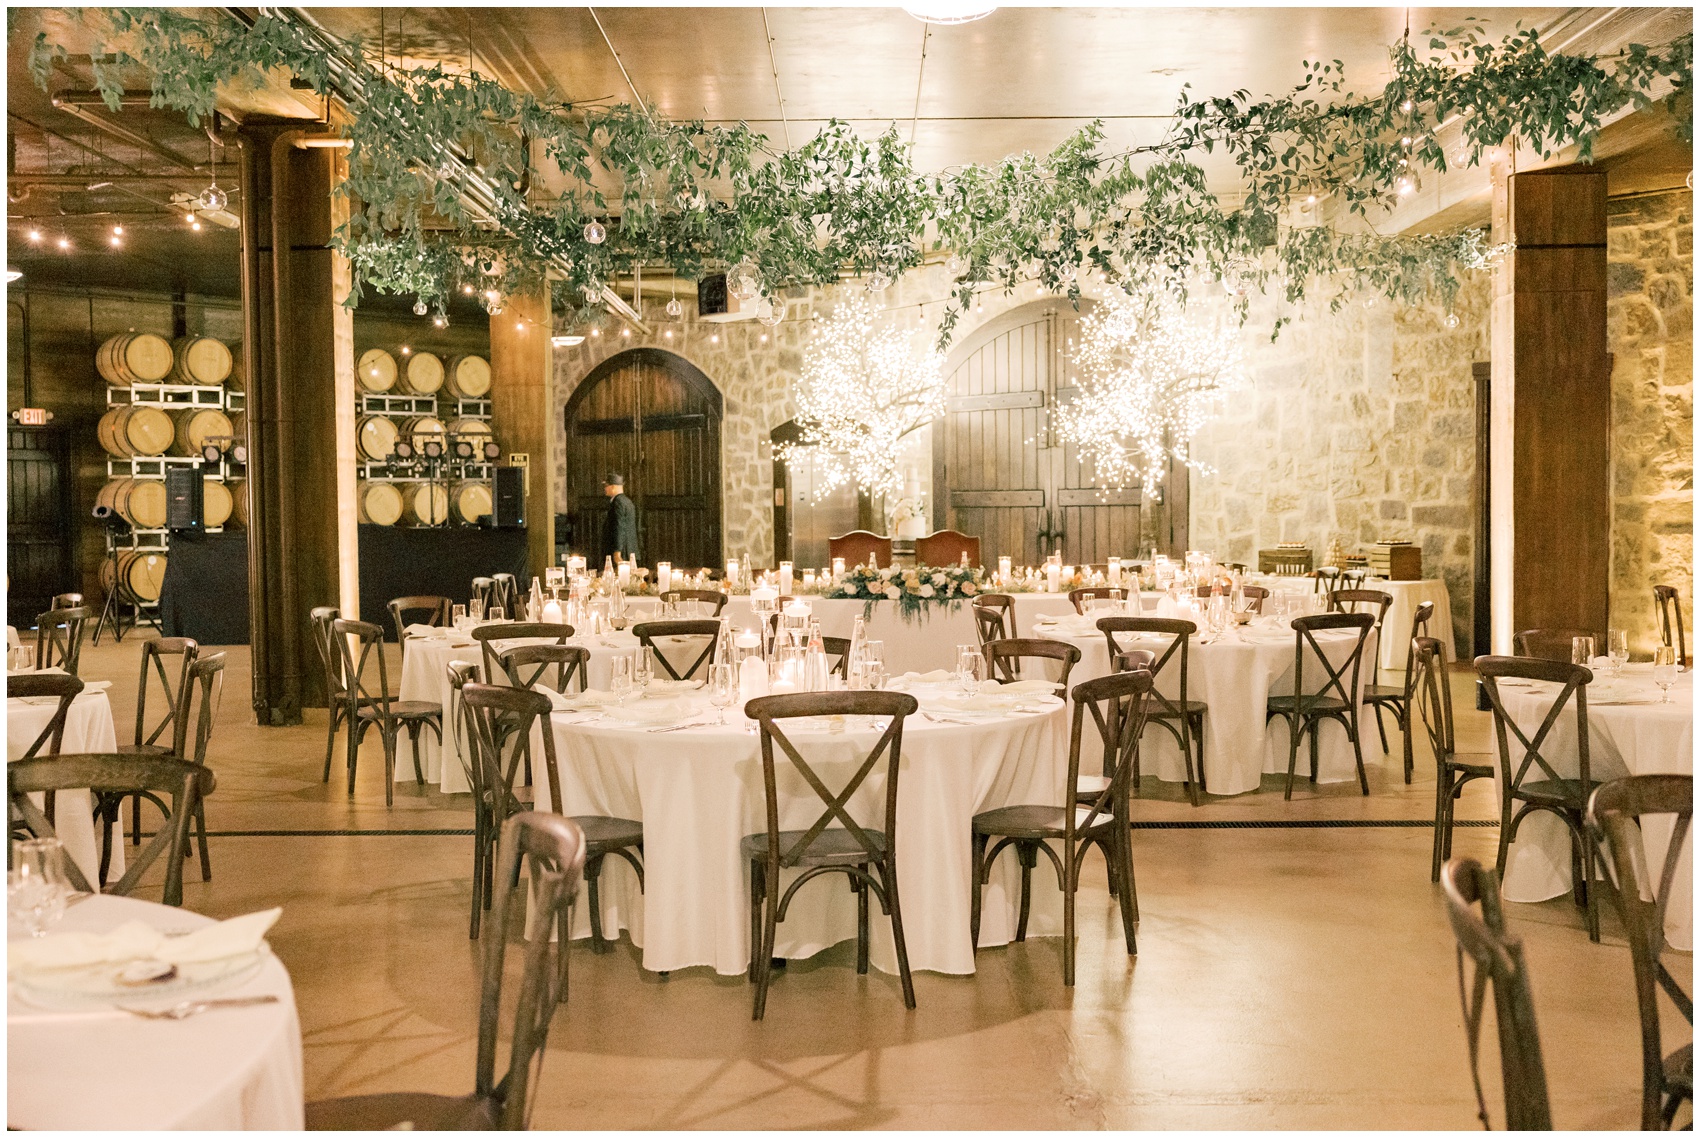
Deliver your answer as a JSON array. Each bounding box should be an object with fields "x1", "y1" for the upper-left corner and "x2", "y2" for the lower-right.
[
  {"x1": 996, "y1": 679, "x2": 1064, "y2": 695},
  {"x1": 647, "y1": 678, "x2": 704, "y2": 692},
  {"x1": 403, "y1": 623, "x2": 444, "y2": 639},
  {"x1": 902, "y1": 670, "x2": 954, "y2": 684},
  {"x1": 547, "y1": 688, "x2": 622, "y2": 712},
  {"x1": 9, "y1": 908, "x2": 280, "y2": 975}
]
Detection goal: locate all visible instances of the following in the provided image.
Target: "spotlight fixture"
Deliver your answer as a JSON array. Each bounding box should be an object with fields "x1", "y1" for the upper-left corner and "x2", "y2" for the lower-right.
[
  {"x1": 550, "y1": 334, "x2": 586, "y2": 348},
  {"x1": 482, "y1": 440, "x2": 502, "y2": 461}
]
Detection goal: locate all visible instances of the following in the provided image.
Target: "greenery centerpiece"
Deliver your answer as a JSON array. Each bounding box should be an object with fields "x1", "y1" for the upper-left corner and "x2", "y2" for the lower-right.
[{"x1": 823, "y1": 564, "x2": 984, "y2": 622}]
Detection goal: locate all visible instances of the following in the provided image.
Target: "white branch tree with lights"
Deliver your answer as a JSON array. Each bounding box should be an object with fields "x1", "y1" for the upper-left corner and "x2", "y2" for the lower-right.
[
  {"x1": 1054, "y1": 291, "x2": 1246, "y2": 491},
  {"x1": 782, "y1": 294, "x2": 947, "y2": 497}
]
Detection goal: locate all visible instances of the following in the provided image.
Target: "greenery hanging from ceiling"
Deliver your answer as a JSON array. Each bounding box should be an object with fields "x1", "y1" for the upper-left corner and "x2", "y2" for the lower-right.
[{"x1": 29, "y1": 9, "x2": 1692, "y2": 342}]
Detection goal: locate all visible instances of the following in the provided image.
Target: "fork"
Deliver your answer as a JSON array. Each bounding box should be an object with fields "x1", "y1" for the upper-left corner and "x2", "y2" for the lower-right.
[{"x1": 116, "y1": 995, "x2": 279, "y2": 1019}]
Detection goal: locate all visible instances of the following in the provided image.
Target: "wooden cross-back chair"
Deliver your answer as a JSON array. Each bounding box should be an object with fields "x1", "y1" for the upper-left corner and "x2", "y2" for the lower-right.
[
  {"x1": 1441, "y1": 857, "x2": 1554, "y2": 1131},
  {"x1": 631, "y1": 619, "x2": 721, "y2": 681},
  {"x1": 1329, "y1": 588, "x2": 1396, "y2": 753},
  {"x1": 333, "y1": 618, "x2": 443, "y2": 807},
  {"x1": 1476, "y1": 654, "x2": 1601, "y2": 942},
  {"x1": 822, "y1": 636, "x2": 853, "y2": 678},
  {"x1": 971, "y1": 669, "x2": 1152, "y2": 986},
  {"x1": 50, "y1": 592, "x2": 84, "y2": 609},
  {"x1": 662, "y1": 588, "x2": 728, "y2": 617},
  {"x1": 1239, "y1": 584, "x2": 1269, "y2": 614},
  {"x1": 470, "y1": 623, "x2": 574, "y2": 685},
  {"x1": 469, "y1": 577, "x2": 495, "y2": 611},
  {"x1": 982, "y1": 638, "x2": 1079, "y2": 688},
  {"x1": 1265, "y1": 612, "x2": 1375, "y2": 800},
  {"x1": 34, "y1": 605, "x2": 93, "y2": 676},
  {"x1": 1310, "y1": 566, "x2": 1341, "y2": 598},
  {"x1": 1587, "y1": 776, "x2": 1693, "y2": 1130},
  {"x1": 489, "y1": 573, "x2": 521, "y2": 616},
  {"x1": 971, "y1": 594, "x2": 1014, "y2": 648},
  {"x1": 497, "y1": 644, "x2": 590, "y2": 696},
  {"x1": 1654, "y1": 585, "x2": 1689, "y2": 668},
  {"x1": 388, "y1": 595, "x2": 452, "y2": 661},
  {"x1": 1096, "y1": 616, "x2": 1209, "y2": 806},
  {"x1": 10, "y1": 754, "x2": 213, "y2": 908},
  {"x1": 742, "y1": 690, "x2": 919, "y2": 1021},
  {"x1": 306, "y1": 812, "x2": 587, "y2": 1132},
  {"x1": 1412, "y1": 636, "x2": 1494, "y2": 882},
  {"x1": 124, "y1": 638, "x2": 198, "y2": 758},
  {"x1": 1374, "y1": 599, "x2": 1434, "y2": 784},
  {"x1": 1069, "y1": 587, "x2": 1123, "y2": 615},
  {"x1": 1513, "y1": 628, "x2": 1603, "y2": 664},
  {"x1": 6, "y1": 673, "x2": 82, "y2": 842}
]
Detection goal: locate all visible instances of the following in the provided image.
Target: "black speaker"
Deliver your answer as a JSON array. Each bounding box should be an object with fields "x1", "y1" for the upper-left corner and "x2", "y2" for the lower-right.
[
  {"x1": 492, "y1": 466, "x2": 525, "y2": 529},
  {"x1": 165, "y1": 466, "x2": 204, "y2": 533},
  {"x1": 697, "y1": 273, "x2": 729, "y2": 317}
]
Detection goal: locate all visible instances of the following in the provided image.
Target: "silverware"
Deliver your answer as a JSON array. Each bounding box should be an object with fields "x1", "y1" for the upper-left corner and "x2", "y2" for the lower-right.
[
  {"x1": 646, "y1": 722, "x2": 700, "y2": 733},
  {"x1": 116, "y1": 995, "x2": 279, "y2": 1020}
]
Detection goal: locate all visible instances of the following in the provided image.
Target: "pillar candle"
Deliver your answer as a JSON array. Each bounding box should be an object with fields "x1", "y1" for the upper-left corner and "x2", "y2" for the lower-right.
[
  {"x1": 617, "y1": 562, "x2": 631, "y2": 586},
  {"x1": 656, "y1": 561, "x2": 671, "y2": 594},
  {"x1": 1045, "y1": 562, "x2": 1060, "y2": 593},
  {"x1": 997, "y1": 556, "x2": 1012, "y2": 586},
  {"x1": 778, "y1": 561, "x2": 793, "y2": 594},
  {"x1": 802, "y1": 569, "x2": 817, "y2": 590},
  {"x1": 831, "y1": 558, "x2": 846, "y2": 582},
  {"x1": 727, "y1": 558, "x2": 740, "y2": 586},
  {"x1": 541, "y1": 598, "x2": 563, "y2": 624},
  {"x1": 1108, "y1": 557, "x2": 1121, "y2": 586}
]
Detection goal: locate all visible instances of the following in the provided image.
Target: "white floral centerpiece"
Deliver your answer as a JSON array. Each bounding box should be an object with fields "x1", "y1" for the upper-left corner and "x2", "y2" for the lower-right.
[{"x1": 823, "y1": 562, "x2": 983, "y2": 622}]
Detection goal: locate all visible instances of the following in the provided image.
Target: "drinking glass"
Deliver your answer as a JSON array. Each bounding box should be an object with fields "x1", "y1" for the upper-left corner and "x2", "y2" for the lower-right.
[
  {"x1": 1652, "y1": 646, "x2": 1678, "y2": 702},
  {"x1": 488, "y1": 605, "x2": 506, "y2": 623},
  {"x1": 610, "y1": 654, "x2": 633, "y2": 705},
  {"x1": 634, "y1": 652, "x2": 653, "y2": 692},
  {"x1": 8, "y1": 837, "x2": 69, "y2": 938},
  {"x1": 956, "y1": 645, "x2": 982, "y2": 693},
  {"x1": 451, "y1": 604, "x2": 467, "y2": 631},
  {"x1": 1606, "y1": 629, "x2": 1629, "y2": 676},
  {"x1": 1571, "y1": 636, "x2": 1597, "y2": 667},
  {"x1": 709, "y1": 662, "x2": 738, "y2": 724},
  {"x1": 469, "y1": 597, "x2": 485, "y2": 622}
]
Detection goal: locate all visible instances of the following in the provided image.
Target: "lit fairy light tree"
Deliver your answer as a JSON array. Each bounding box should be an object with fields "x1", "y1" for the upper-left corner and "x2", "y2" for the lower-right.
[
  {"x1": 780, "y1": 294, "x2": 946, "y2": 496},
  {"x1": 1055, "y1": 291, "x2": 1246, "y2": 490}
]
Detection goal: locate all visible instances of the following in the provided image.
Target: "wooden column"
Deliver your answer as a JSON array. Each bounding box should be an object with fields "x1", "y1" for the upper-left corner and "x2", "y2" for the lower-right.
[
  {"x1": 1489, "y1": 165, "x2": 1611, "y2": 653},
  {"x1": 236, "y1": 125, "x2": 357, "y2": 723},
  {"x1": 488, "y1": 290, "x2": 554, "y2": 579}
]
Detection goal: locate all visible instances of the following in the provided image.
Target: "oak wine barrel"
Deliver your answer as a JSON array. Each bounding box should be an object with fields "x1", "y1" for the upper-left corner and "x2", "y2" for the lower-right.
[
  {"x1": 358, "y1": 482, "x2": 404, "y2": 526},
  {"x1": 450, "y1": 481, "x2": 493, "y2": 525},
  {"x1": 356, "y1": 415, "x2": 399, "y2": 462},
  {"x1": 202, "y1": 478, "x2": 234, "y2": 528},
  {"x1": 95, "y1": 478, "x2": 169, "y2": 529},
  {"x1": 101, "y1": 550, "x2": 168, "y2": 603},
  {"x1": 402, "y1": 483, "x2": 449, "y2": 526},
  {"x1": 401, "y1": 415, "x2": 446, "y2": 442},
  {"x1": 399, "y1": 351, "x2": 444, "y2": 395},
  {"x1": 228, "y1": 480, "x2": 249, "y2": 528},
  {"x1": 96, "y1": 406, "x2": 175, "y2": 457},
  {"x1": 96, "y1": 332, "x2": 174, "y2": 386},
  {"x1": 444, "y1": 354, "x2": 491, "y2": 398},
  {"x1": 170, "y1": 336, "x2": 233, "y2": 386},
  {"x1": 356, "y1": 348, "x2": 398, "y2": 393},
  {"x1": 444, "y1": 418, "x2": 494, "y2": 460},
  {"x1": 170, "y1": 409, "x2": 234, "y2": 457}
]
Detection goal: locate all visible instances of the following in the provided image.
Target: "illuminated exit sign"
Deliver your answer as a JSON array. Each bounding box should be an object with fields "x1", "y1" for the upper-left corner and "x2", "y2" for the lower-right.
[{"x1": 12, "y1": 408, "x2": 51, "y2": 426}]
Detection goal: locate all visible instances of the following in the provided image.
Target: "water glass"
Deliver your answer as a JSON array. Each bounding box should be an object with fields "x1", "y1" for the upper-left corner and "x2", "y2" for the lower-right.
[
  {"x1": 8, "y1": 837, "x2": 69, "y2": 938},
  {"x1": 451, "y1": 604, "x2": 467, "y2": 631},
  {"x1": 1652, "y1": 645, "x2": 1678, "y2": 702},
  {"x1": 488, "y1": 605, "x2": 506, "y2": 623},
  {"x1": 1606, "y1": 629, "x2": 1629, "y2": 675},
  {"x1": 955, "y1": 644, "x2": 982, "y2": 693},
  {"x1": 634, "y1": 652, "x2": 653, "y2": 691},
  {"x1": 709, "y1": 662, "x2": 738, "y2": 724},
  {"x1": 469, "y1": 597, "x2": 485, "y2": 622},
  {"x1": 1571, "y1": 636, "x2": 1597, "y2": 667},
  {"x1": 610, "y1": 654, "x2": 633, "y2": 704}
]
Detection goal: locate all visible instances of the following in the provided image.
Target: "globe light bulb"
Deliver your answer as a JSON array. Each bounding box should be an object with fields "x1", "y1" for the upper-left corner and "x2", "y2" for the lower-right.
[
  {"x1": 413, "y1": 300, "x2": 429, "y2": 316},
  {"x1": 944, "y1": 252, "x2": 967, "y2": 277},
  {"x1": 728, "y1": 260, "x2": 762, "y2": 301},
  {"x1": 865, "y1": 269, "x2": 891, "y2": 293},
  {"x1": 583, "y1": 219, "x2": 606, "y2": 245},
  {"x1": 757, "y1": 295, "x2": 786, "y2": 327},
  {"x1": 1444, "y1": 312, "x2": 1460, "y2": 329},
  {"x1": 433, "y1": 314, "x2": 449, "y2": 328},
  {"x1": 665, "y1": 297, "x2": 684, "y2": 318},
  {"x1": 198, "y1": 184, "x2": 228, "y2": 212}
]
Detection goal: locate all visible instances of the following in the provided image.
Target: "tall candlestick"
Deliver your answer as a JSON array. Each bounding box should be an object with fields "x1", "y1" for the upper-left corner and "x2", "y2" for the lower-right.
[{"x1": 1045, "y1": 561, "x2": 1060, "y2": 593}]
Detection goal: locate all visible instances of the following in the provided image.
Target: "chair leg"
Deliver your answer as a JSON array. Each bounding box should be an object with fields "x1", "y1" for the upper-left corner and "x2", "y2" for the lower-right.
[
  {"x1": 751, "y1": 873, "x2": 780, "y2": 1020},
  {"x1": 1308, "y1": 714, "x2": 1321, "y2": 785},
  {"x1": 346, "y1": 714, "x2": 362, "y2": 797},
  {"x1": 585, "y1": 855, "x2": 608, "y2": 953},
  {"x1": 1431, "y1": 768, "x2": 1451, "y2": 883},
  {"x1": 748, "y1": 859, "x2": 765, "y2": 984},
  {"x1": 556, "y1": 903, "x2": 571, "y2": 1005},
  {"x1": 1114, "y1": 827, "x2": 1138, "y2": 954},
  {"x1": 969, "y1": 832, "x2": 987, "y2": 950},
  {"x1": 1194, "y1": 712, "x2": 1208, "y2": 797},
  {"x1": 131, "y1": 792, "x2": 141, "y2": 846},
  {"x1": 1062, "y1": 844, "x2": 1077, "y2": 987},
  {"x1": 1282, "y1": 714, "x2": 1300, "y2": 801},
  {"x1": 322, "y1": 703, "x2": 340, "y2": 783},
  {"x1": 1347, "y1": 712, "x2": 1368, "y2": 796},
  {"x1": 469, "y1": 806, "x2": 486, "y2": 940},
  {"x1": 883, "y1": 855, "x2": 916, "y2": 1009},
  {"x1": 1372, "y1": 702, "x2": 1390, "y2": 753},
  {"x1": 1014, "y1": 841, "x2": 1037, "y2": 942},
  {"x1": 381, "y1": 726, "x2": 397, "y2": 808},
  {"x1": 407, "y1": 722, "x2": 426, "y2": 787},
  {"x1": 1401, "y1": 701, "x2": 1415, "y2": 784},
  {"x1": 1578, "y1": 818, "x2": 1601, "y2": 944},
  {"x1": 1179, "y1": 713, "x2": 1201, "y2": 808},
  {"x1": 97, "y1": 798, "x2": 116, "y2": 886},
  {"x1": 193, "y1": 796, "x2": 211, "y2": 882},
  {"x1": 855, "y1": 868, "x2": 870, "y2": 975}
]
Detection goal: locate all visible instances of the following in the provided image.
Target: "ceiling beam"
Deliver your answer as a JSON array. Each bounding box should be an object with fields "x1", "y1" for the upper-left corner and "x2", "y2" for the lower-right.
[{"x1": 47, "y1": 98, "x2": 202, "y2": 172}]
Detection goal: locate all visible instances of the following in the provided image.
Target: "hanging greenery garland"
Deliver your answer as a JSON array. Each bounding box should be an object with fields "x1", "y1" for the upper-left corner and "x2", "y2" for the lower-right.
[{"x1": 29, "y1": 9, "x2": 1691, "y2": 342}]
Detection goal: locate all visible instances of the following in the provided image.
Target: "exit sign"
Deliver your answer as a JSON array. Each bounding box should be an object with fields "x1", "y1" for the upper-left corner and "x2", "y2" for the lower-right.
[{"x1": 12, "y1": 408, "x2": 51, "y2": 426}]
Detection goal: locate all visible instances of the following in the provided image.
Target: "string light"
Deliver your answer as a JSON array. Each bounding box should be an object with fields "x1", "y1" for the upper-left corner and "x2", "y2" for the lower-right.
[
  {"x1": 621, "y1": 328, "x2": 631, "y2": 338},
  {"x1": 27, "y1": 229, "x2": 41, "y2": 243},
  {"x1": 56, "y1": 235, "x2": 71, "y2": 250},
  {"x1": 775, "y1": 293, "x2": 946, "y2": 495},
  {"x1": 433, "y1": 313, "x2": 449, "y2": 328},
  {"x1": 111, "y1": 225, "x2": 123, "y2": 236},
  {"x1": 1052, "y1": 291, "x2": 1244, "y2": 491},
  {"x1": 710, "y1": 333, "x2": 720, "y2": 344}
]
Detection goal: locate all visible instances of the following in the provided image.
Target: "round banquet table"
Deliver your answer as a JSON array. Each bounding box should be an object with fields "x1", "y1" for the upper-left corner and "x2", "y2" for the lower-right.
[
  {"x1": 7, "y1": 677, "x2": 123, "y2": 882},
  {"x1": 1244, "y1": 574, "x2": 1455, "y2": 670},
  {"x1": 7, "y1": 894, "x2": 304, "y2": 1130},
  {"x1": 1033, "y1": 611, "x2": 1378, "y2": 796},
  {"x1": 531, "y1": 686, "x2": 1073, "y2": 976},
  {"x1": 1497, "y1": 665, "x2": 1693, "y2": 950}
]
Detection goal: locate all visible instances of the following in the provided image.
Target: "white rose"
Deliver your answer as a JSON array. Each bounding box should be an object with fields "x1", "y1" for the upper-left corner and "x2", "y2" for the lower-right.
[
  {"x1": 879, "y1": 568, "x2": 894, "y2": 581},
  {"x1": 885, "y1": 586, "x2": 902, "y2": 600},
  {"x1": 845, "y1": 581, "x2": 859, "y2": 595},
  {"x1": 931, "y1": 573, "x2": 946, "y2": 587},
  {"x1": 920, "y1": 584, "x2": 935, "y2": 598}
]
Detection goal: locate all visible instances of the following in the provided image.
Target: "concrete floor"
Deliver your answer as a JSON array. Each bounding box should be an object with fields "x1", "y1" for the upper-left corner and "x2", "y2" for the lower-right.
[{"x1": 64, "y1": 632, "x2": 1689, "y2": 1130}]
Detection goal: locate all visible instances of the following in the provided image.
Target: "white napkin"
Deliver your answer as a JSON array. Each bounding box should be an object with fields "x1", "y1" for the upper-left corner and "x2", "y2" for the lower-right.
[
  {"x1": 605, "y1": 699, "x2": 688, "y2": 726},
  {"x1": 549, "y1": 688, "x2": 621, "y2": 712},
  {"x1": 647, "y1": 678, "x2": 704, "y2": 692},
  {"x1": 902, "y1": 669, "x2": 954, "y2": 684},
  {"x1": 996, "y1": 679, "x2": 1064, "y2": 695},
  {"x1": 9, "y1": 908, "x2": 280, "y2": 975},
  {"x1": 403, "y1": 623, "x2": 441, "y2": 639}
]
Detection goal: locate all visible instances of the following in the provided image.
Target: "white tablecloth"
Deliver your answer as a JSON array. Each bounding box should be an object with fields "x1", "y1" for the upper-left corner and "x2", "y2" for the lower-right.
[
  {"x1": 7, "y1": 684, "x2": 123, "y2": 882},
  {"x1": 536, "y1": 690, "x2": 1072, "y2": 976},
  {"x1": 7, "y1": 895, "x2": 304, "y2": 1130},
  {"x1": 1498, "y1": 666, "x2": 1693, "y2": 949},
  {"x1": 1244, "y1": 575, "x2": 1455, "y2": 670},
  {"x1": 1035, "y1": 612, "x2": 1377, "y2": 796}
]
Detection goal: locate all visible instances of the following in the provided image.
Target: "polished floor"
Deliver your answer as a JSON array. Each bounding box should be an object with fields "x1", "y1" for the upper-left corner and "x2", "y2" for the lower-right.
[{"x1": 63, "y1": 633, "x2": 1689, "y2": 1130}]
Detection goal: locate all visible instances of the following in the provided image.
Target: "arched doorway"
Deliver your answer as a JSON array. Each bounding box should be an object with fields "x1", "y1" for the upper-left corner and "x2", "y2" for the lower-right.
[
  {"x1": 933, "y1": 299, "x2": 1187, "y2": 566},
  {"x1": 563, "y1": 348, "x2": 723, "y2": 569}
]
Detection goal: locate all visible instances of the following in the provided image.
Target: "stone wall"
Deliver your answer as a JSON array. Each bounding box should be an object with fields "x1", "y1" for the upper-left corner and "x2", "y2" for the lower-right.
[{"x1": 1607, "y1": 189, "x2": 1694, "y2": 655}]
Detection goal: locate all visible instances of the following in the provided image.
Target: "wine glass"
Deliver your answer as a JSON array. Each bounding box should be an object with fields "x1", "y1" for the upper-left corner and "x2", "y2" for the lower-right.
[
  {"x1": 451, "y1": 604, "x2": 467, "y2": 632},
  {"x1": 956, "y1": 645, "x2": 982, "y2": 694},
  {"x1": 708, "y1": 662, "x2": 737, "y2": 725},
  {"x1": 8, "y1": 837, "x2": 69, "y2": 938},
  {"x1": 1652, "y1": 645, "x2": 1678, "y2": 703},
  {"x1": 1571, "y1": 636, "x2": 1596, "y2": 667},
  {"x1": 1606, "y1": 629, "x2": 1629, "y2": 677},
  {"x1": 469, "y1": 597, "x2": 485, "y2": 623},
  {"x1": 610, "y1": 654, "x2": 633, "y2": 706},
  {"x1": 634, "y1": 651, "x2": 654, "y2": 693}
]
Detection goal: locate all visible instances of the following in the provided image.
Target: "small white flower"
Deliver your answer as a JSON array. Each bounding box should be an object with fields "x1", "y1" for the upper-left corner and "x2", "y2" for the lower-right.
[
  {"x1": 885, "y1": 586, "x2": 902, "y2": 600},
  {"x1": 845, "y1": 581, "x2": 859, "y2": 595},
  {"x1": 920, "y1": 584, "x2": 935, "y2": 598},
  {"x1": 879, "y1": 568, "x2": 894, "y2": 581}
]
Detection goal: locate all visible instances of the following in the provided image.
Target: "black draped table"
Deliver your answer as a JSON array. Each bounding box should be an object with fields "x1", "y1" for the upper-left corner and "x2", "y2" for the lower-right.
[{"x1": 157, "y1": 531, "x2": 250, "y2": 644}]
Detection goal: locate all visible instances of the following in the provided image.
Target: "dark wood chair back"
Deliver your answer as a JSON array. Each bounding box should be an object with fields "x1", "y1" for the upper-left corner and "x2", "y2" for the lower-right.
[
  {"x1": 983, "y1": 638, "x2": 1080, "y2": 687},
  {"x1": 332, "y1": 618, "x2": 397, "y2": 721},
  {"x1": 972, "y1": 594, "x2": 1014, "y2": 647},
  {"x1": 132, "y1": 638, "x2": 198, "y2": 753},
  {"x1": 34, "y1": 606, "x2": 92, "y2": 676},
  {"x1": 309, "y1": 606, "x2": 345, "y2": 703},
  {"x1": 489, "y1": 573, "x2": 521, "y2": 615},
  {"x1": 1440, "y1": 857, "x2": 1553, "y2": 1130},
  {"x1": 9, "y1": 672, "x2": 84, "y2": 761},
  {"x1": 1475, "y1": 655, "x2": 1593, "y2": 802},
  {"x1": 913, "y1": 530, "x2": 980, "y2": 567},
  {"x1": 445, "y1": 660, "x2": 481, "y2": 789},
  {"x1": 1096, "y1": 616, "x2": 1196, "y2": 719},
  {"x1": 9, "y1": 753, "x2": 214, "y2": 905},
  {"x1": 1411, "y1": 637, "x2": 1457, "y2": 761},
  {"x1": 662, "y1": 588, "x2": 729, "y2": 616},
  {"x1": 1586, "y1": 775, "x2": 1694, "y2": 1131},
  {"x1": 50, "y1": 592, "x2": 84, "y2": 609},
  {"x1": 1654, "y1": 585, "x2": 1688, "y2": 666},
  {"x1": 471, "y1": 623, "x2": 574, "y2": 684},
  {"x1": 1311, "y1": 565, "x2": 1341, "y2": 597},
  {"x1": 1405, "y1": 600, "x2": 1435, "y2": 680},
  {"x1": 388, "y1": 595, "x2": 452, "y2": 647},
  {"x1": 1287, "y1": 613, "x2": 1376, "y2": 716},
  {"x1": 828, "y1": 530, "x2": 893, "y2": 570},
  {"x1": 1330, "y1": 589, "x2": 1394, "y2": 682},
  {"x1": 498, "y1": 644, "x2": 590, "y2": 695},
  {"x1": 823, "y1": 636, "x2": 852, "y2": 678},
  {"x1": 477, "y1": 811, "x2": 586, "y2": 1129},
  {"x1": 469, "y1": 577, "x2": 495, "y2": 610},
  {"x1": 174, "y1": 652, "x2": 225, "y2": 768},
  {"x1": 1240, "y1": 584, "x2": 1269, "y2": 613},
  {"x1": 631, "y1": 619, "x2": 721, "y2": 681},
  {"x1": 462, "y1": 684, "x2": 561, "y2": 830},
  {"x1": 1067, "y1": 670, "x2": 1154, "y2": 838},
  {"x1": 1069, "y1": 587, "x2": 1123, "y2": 615},
  {"x1": 1513, "y1": 628, "x2": 1603, "y2": 663}
]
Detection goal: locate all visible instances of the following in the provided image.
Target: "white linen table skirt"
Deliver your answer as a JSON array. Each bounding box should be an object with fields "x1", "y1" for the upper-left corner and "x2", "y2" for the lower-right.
[
  {"x1": 7, "y1": 895, "x2": 304, "y2": 1130},
  {"x1": 1498, "y1": 667, "x2": 1693, "y2": 949},
  {"x1": 1243, "y1": 575, "x2": 1455, "y2": 670},
  {"x1": 533, "y1": 693, "x2": 1072, "y2": 976},
  {"x1": 7, "y1": 686, "x2": 122, "y2": 881},
  {"x1": 1036, "y1": 614, "x2": 1378, "y2": 796}
]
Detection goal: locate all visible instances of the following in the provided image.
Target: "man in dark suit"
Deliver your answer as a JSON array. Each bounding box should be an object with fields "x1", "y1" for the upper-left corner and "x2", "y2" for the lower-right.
[{"x1": 603, "y1": 471, "x2": 639, "y2": 564}]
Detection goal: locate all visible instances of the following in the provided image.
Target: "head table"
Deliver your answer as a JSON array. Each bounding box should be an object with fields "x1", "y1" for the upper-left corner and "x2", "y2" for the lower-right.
[
  {"x1": 6, "y1": 676, "x2": 123, "y2": 882},
  {"x1": 529, "y1": 685, "x2": 1075, "y2": 976},
  {"x1": 1496, "y1": 664, "x2": 1693, "y2": 949}
]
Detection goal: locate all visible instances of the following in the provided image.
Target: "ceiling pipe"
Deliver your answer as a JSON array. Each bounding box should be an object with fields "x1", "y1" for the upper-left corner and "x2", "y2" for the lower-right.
[{"x1": 48, "y1": 97, "x2": 202, "y2": 172}]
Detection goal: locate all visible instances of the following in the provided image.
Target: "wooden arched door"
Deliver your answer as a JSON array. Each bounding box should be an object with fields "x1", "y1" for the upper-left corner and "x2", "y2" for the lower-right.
[{"x1": 563, "y1": 349, "x2": 722, "y2": 569}]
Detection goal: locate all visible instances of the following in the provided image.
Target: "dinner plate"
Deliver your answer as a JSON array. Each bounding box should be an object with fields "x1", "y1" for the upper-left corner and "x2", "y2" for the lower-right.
[
  {"x1": 11, "y1": 946, "x2": 269, "y2": 1011},
  {"x1": 604, "y1": 700, "x2": 690, "y2": 726},
  {"x1": 646, "y1": 679, "x2": 703, "y2": 693}
]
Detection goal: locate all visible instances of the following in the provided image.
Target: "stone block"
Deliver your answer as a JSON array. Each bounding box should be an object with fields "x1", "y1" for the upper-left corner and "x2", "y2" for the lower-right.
[
  {"x1": 1609, "y1": 261, "x2": 1647, "y2": 297},
  {"x1": 1378, "y1": 498, "x2": 1409, "y2": 520},
  {"x1": 1412, "y1": 504, "x2": 1469, "y2": 529}
]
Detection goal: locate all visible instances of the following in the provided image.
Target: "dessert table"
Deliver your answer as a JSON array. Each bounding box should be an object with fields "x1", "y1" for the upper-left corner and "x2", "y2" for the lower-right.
[
  {"x1": 1496, "y1": 665, "x2": 1693, "y2": 949},
  {"x1": 1033, "y1": 611, "x2": 1378, "y2": 796},
  {"x1": 533, "y1": 685, "x2": 1073, "y2": 976},
  {"x1": 7, "y1": 894, "x2": 304, "y2": 1130},
  {"x1": 6, "y1": 677, "x2": 123, "y2": 882}
]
